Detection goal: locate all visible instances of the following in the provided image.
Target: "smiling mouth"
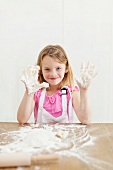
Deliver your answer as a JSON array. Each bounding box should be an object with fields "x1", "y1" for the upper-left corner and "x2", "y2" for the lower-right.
[{"x1": 50, "y1": 78, "x2": 58, "y2": 80}]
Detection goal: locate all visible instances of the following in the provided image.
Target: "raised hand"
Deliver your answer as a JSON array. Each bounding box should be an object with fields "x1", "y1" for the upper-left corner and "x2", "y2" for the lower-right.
[
  {"x1": 75, "y1": 62, "x2": 98, "y2": 89},
  {"x1": 21, "y1": 65, "x2": 49, "y2": 94}
]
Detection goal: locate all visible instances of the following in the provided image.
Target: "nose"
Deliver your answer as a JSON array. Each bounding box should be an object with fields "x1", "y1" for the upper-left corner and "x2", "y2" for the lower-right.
[{"x1": 49, "y1": 69, "x2": 57, "y2": 77}]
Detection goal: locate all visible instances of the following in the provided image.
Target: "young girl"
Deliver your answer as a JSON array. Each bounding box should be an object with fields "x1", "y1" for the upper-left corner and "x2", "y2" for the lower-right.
[{"x1": 17, "y1": 45, "x2": 97, "y2": 124}]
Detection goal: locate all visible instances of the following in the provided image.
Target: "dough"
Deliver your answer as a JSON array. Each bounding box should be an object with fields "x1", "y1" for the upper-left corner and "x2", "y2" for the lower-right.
[{"x1": 56, "y1": 129, "x2": 68, "y2": 139}]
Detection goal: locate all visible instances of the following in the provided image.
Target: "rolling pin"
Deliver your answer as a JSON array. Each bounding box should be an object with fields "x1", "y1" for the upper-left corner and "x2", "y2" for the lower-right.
[{"x1": 0, "y1": 153, "x2": 58, "y2": 167}]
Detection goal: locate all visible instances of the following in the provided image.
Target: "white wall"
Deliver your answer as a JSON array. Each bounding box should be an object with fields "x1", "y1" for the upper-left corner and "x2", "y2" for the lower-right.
[{"x1": 0, "y1": 0, "x2": 113, "y2": 122}]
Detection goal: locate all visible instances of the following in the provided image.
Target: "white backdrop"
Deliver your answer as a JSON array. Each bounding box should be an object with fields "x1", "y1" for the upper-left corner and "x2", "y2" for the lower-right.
[{"x1": 0, "y1": 0, "x2": 113, "y2": 122}]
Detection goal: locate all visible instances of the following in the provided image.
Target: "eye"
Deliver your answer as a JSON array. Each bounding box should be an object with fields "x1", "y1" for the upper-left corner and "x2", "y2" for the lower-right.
[
  {"x1": 56, "y1": 67, "x2": 61, "y2": 70},
  {"x1": 44, "y1": 68, "x2": 50, "y2": 71}
]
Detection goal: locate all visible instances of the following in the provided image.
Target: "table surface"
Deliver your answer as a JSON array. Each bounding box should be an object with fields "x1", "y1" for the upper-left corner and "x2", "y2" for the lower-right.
[{"x1": 0, "y1": 122, "x2": 113, "y2": 170}]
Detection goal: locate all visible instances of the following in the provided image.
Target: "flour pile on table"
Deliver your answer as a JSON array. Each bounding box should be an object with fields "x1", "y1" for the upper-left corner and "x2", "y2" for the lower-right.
[
  {"x1": 0, "y1": 124, "x2": 94, "y2": 154},
  {"x1": 21, "y1": 128, "x2": 67, "y2": 148}
]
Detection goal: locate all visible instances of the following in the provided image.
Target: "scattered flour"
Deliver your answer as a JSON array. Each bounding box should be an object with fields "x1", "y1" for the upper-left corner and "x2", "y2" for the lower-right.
[
  {"x1": 0, "y1": 124, "x2": 94, "y2": 154},
  {"x1": 0, "y1": 124, "x2": 112, "y2": 170}
]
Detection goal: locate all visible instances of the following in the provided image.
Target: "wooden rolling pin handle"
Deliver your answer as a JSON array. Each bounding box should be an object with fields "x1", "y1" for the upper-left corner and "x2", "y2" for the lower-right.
[
  {"x1": 0, "y1": 153, "x2": 58, "y2": 167},
  {"x1": 0, "y1": 153, "x2": 32, "y2": 167},
  {"x1": 32, "y1": 154, "x2": 58, "y2": 163}
]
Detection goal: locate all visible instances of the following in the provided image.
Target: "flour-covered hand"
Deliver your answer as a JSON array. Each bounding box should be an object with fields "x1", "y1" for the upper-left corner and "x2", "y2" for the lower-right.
[
  {"x1": 75, "y1": 62, "x2": 98, "y2": 89},
  {"x1": 21, "y1": 65, "x2": 49, "y2": 94}
]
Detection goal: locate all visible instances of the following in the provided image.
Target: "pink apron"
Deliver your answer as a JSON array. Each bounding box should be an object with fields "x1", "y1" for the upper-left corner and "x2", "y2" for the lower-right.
[{"x1": 35, "y1": 86, "x2": 75, "y2": 123}]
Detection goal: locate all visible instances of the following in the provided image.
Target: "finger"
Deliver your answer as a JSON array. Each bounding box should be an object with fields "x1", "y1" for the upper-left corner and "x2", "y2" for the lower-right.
[
  {"x1": 80, "y1": 62, "x2": 85, "y2": 73},
  {"x1": 92, "y1": 71, "x2": 99, "y2": 78},
  {"x1": 75, "y1": 76, "x2": 83, "y2": 88},
  {"x1": 86, "y1": 62, "x2": 90, "y2": 69}
]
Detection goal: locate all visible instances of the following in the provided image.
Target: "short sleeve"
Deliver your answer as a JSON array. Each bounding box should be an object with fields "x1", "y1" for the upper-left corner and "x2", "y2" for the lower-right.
[
  {"x1": 34, "y1": 89, "x2": 42, "y2": 123},
  {"x1": 74, "y1": 86, "x2": 79, "y2": 91},
  {"x1": 34, "y1": 89, "x2": 42, "y2": 103}
]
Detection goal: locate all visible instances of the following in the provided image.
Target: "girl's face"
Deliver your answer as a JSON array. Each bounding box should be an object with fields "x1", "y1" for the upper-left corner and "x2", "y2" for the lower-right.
[{"x1": 41, "y1": 55, "x2": 67, "y2": 87}]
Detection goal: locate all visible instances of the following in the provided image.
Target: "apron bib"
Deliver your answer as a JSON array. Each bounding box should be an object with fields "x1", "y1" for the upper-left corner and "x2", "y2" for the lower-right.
[{"x1": 35, "y1": 87, "x2": 75, "y2": 123}]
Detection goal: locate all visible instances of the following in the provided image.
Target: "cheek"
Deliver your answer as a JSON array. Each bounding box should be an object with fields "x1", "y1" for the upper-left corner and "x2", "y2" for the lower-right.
[
  {"x1": 61, "y1": 69, "x2": 66, "y2": 75},
  {"x1": 59, "y1": 71, "x2": 65, "y2": 79},
  {"x1": 42, "y1": 71, "x2": 48, "y2": 78}
]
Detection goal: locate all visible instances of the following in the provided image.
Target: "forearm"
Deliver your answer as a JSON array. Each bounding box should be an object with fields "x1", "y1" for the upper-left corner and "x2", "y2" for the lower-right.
[
  {"x1": 75, "y1": 62, "x2": 98, "y2": 124},
  {"x1": 79, "y1": 89, "x2": 92, "y2": 124},
  {"x1": 17, "y1": 91, "x2": 35, "y2": 124}
]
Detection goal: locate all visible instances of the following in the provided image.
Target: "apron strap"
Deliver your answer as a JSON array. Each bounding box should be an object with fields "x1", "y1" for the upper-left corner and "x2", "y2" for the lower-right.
[
  {"x1": 61, "y1": 86, "x2": 74, "y2": 122},
  {"x1": 61, "y1": 87, "x2": 67, "y2": 114},
  {"x1": 38, "y1": 88, "x2": 46, "y2": 123}
]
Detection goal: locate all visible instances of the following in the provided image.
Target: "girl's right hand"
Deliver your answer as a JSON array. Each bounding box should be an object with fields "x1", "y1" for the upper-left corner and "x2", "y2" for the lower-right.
[{"x1": 21, "y1": 65, "x2": 49, "y2": 95}]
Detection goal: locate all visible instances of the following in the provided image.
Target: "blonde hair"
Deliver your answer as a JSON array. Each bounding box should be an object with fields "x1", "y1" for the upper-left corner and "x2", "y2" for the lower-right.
[{"x1": 36, "y1": 45, "x2": 75, "y2": 89}]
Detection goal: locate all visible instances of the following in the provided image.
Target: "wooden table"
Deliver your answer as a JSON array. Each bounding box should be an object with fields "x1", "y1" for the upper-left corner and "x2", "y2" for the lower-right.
[{"x1": 0, "y1": 123, "x2": 113, "y2": 170}]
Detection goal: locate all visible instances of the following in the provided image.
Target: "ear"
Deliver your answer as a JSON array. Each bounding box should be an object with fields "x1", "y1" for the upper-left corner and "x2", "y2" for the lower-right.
[{"x1": 65, "y1": 68, "x2": 68, "y2": 73}]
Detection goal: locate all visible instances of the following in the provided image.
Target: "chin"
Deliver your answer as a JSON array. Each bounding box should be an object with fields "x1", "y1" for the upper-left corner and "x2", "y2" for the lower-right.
[
  {"x1": 49, "y1": 81, "x2": 61, "y2": 86},
  {"x1": 50, "y1": 83, "x2": 59, "y2": 86}
]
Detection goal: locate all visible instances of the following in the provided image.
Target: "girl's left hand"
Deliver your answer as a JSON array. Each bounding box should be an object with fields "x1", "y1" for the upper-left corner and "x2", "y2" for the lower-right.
[{"x1": 75, "y1": 62, "x2": 98, "y2": 89}]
